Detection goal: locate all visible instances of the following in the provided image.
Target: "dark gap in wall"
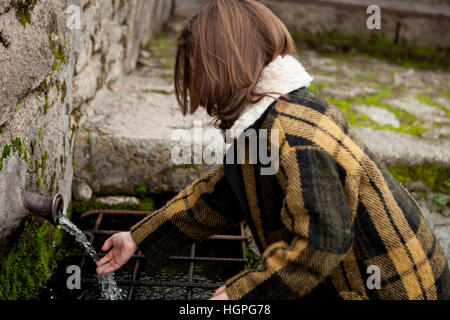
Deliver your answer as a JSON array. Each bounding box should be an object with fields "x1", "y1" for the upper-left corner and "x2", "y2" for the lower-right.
[{"x1": 0, "y1": 30, "x2": 10, "y2": 48}]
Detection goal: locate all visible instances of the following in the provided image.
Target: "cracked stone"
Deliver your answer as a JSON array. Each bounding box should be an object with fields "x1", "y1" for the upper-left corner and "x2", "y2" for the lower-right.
[
  {"x1": 388, "y1": 97, "x2": 449, "y2": 124},
  {"x1": 356, "y1": 105, "x2": 400, "y2": 128},
  {"x1": 96, "y1": 196, "x2": 141, "y2": 207},
  {"x1": 72, "y1": 177, "x2": 93, "y2": 202}
]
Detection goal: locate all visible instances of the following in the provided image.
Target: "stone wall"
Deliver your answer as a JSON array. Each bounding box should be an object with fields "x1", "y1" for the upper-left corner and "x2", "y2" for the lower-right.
[
  {"x1": 0, "y1": 0, "x2": 173, "y2": 243},
  {"x1": 173, "y1": 0, "x2": 450, "y2": 48}
]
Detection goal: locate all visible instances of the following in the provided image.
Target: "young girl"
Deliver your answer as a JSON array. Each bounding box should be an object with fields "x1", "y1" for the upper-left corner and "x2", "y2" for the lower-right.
[{"x1": 96, "y1": 0, "x2": 449, "y2": 300}]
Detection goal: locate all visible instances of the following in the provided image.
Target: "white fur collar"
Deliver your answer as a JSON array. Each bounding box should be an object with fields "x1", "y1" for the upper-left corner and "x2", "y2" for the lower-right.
[{"x1": 226, "y1": 55, "x2": 313, "y2": 140}]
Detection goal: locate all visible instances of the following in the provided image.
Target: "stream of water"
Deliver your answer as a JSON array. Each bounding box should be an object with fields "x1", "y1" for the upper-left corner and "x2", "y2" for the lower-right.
[{"x1": 57, "y1": 213, "x2": 124, "y2": 300}]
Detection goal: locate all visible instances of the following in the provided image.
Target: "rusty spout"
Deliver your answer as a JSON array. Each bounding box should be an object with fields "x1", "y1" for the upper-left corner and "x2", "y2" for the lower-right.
[{"x1": 20, "y1": 190, "x2": 64, "y2": 226}]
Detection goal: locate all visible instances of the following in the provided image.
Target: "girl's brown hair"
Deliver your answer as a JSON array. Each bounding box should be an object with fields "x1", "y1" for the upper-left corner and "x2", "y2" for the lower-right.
[{"x1": 174, "y1": 0, "x2": 295, "y2": 130}]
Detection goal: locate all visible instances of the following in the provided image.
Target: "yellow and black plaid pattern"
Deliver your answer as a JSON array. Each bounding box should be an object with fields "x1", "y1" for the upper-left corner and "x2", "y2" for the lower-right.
[
  {"x1": 131, "y1": 166, "x2": 244, "y2": 265},
  {"x1": 131, "y1": 88, "x2": 449, "y2": 300}
]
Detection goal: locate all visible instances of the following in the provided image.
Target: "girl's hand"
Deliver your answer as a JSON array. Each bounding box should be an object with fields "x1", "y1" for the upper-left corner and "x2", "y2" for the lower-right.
[
  {"x1": 96, "y1": 232, "x2": 137, "y2": 274},
  {"x1": 209, "y1": 285, "x2": 230, "y2": 300}
]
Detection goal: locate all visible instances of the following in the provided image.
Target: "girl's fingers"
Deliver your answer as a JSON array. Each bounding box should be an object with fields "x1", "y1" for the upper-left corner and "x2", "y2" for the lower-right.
[
  {"x1": 102, "y1": 237, "x2": 113, "y2": 252},
  {"x1": 212, "y1": 285, "x2": 226, "y2": 297},
  {"x1": 97, "y1": 259, "x2": 121, "y2": 274},
  {"x1": 209, "y1": 291, "x2": 229, "y2": 300},
  {"x1": 96, "y1": 250, "x2": 114, "y2": 266},
  {"x1": 97, "y1": 264, "x2": 111, "y2": 274},
  {"x1": 96, "y1": 261, "x2": 114, "y2": 274}
]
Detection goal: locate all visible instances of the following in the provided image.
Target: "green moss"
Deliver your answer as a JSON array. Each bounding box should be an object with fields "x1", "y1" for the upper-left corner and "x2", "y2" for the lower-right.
[
  {"x1": 2, "y1": 145, "x2": 11, "y2": 159},
  {"x1": 326, "y1": 90, "x2": 427, "y2": 136},
  {"x1": 51, "y1": 61, "x2": 58, "y2": 72},
  {"x1": 69, "y1": 125, "x2": 77, "y2": 147},
  {"x1": 138, "y1": 198, "x2": 155, "y2": 211},
  {"x1": 141, "y1": 33, "x2": 176, "y2": 70},
  {"x1": 23, "y1": 150, "x2": 30, "y2": 166},
  {"x1": 0, "y1": 216, "x2": 57, "y2": 299},
  {"x1": 11, "y1": 137, "x2": 23, "y2": 157},
  {"x1": 60, "y1": 81, "x2": 67, "y2": 104},
  {"x1": 84, "y1": 163, "x2": 95, "y2": 176},
  {"x1": 415, "y1": 93, "x2": 450, "y2": 116},
  {"x1": 14, "y1": 0, "x2": 39, "y2": 28},
  {"x1": 152, "y1": 89, "x2": 171, "y2": 95},
  {"x1": 246, "y1": 247, "x2": 260, "y2": 270},
  {"x1": 432, "y1": 194, "x2": 448, "y2": 207},
  {"x1": 326, "y1": 98, "x2": 358, "y2": 126},
  {"x1": 141, "y1": 33, "x2": 175, "y2": 54},
  {"x1": 37, "y1": 77, "x2": 48, "y2": 92},
  {"x1": 48, "y1": 173, "x2": 56, "y2": 194},
  {"x1": 17, "y1": 6, "x2": 31, "y2": 27},
  {"x1": 162, "y1": 59, "x2": 174, "y2": 69},
  {"x1": 0, "y1": 145, "x2": 11, "y2": 172},
  {"x1": 442, "y1": 91, "x2": 450, "y2": 100},
  {"x1": 362, "y1": 98, "x2": 427, "y2": 136},
  {"x1": 41, "y1": 150, "x2": 48, "y2": 176},
  {"x1": 49, "y1": 33, "x2": 68, "y2": 71},
  {"x1": 445, "y1": 179, "x2": 450, "y2": 189},
  {"x1": 71, "y1": 197, "x2": 156, "y2": 218},
  {"x1": 387, "y1": 164, "x2": 450, "y2": 195},
  {"x1": 363, "y1": 73, "x2": 375, "y2": 81},
  {"x1": 135, "y1": 184, "x2": 149, "y2": 198},
  {"x1": 36, "y1": 177, "x2": 42, "y2": 190},
  {"x1": 291, "y1": 30, "x2": 450, "y2": 71},
  {"x1": 308, "y1": 82, "x2": 329, "y2": 94},
  {"x1": 43, "y1": 91, "x2": 49, "y2": 114}
]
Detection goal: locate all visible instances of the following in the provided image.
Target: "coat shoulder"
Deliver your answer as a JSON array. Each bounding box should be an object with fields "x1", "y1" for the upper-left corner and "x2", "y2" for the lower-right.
[{"x1": 266, "y1": 88, "x2": 368, "y2": 152}]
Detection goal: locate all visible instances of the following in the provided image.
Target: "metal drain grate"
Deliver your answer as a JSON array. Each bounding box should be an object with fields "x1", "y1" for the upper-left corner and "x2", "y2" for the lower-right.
[{"x1": 72, "y1": 209, "x2": 249, "y2": 300}]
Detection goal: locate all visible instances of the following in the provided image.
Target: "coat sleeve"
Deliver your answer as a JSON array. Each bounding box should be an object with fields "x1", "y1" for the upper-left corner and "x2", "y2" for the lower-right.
[
  {"x1": 225, "y1": 146, "x2": 355, "y2": 300},
  {"x1": 130, "y1": 165, "x2": 244, "y2": 261}
]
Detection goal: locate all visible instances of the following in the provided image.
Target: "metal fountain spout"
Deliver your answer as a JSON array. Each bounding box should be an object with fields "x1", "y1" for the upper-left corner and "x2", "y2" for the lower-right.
[{"x1": 20, "y1": 189, "x2": 64, "y2": 226}]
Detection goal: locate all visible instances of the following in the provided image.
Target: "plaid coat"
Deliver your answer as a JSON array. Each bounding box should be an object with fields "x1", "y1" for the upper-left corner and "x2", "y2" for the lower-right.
[{"x1": 131, "y1": 88, "x2": 450, "y2": 300}]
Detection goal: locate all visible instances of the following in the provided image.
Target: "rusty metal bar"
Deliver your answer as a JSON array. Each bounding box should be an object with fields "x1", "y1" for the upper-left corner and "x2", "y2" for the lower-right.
[
  {"x1": 74, "y1": 252, "x2": 248, "y2": 263},
  {"x1": 74, "y1": 252, "x2": 145, "y2": 259},
  {"x1": 81, "y1": 209, "x2": 151, "y2": 219},
  {"x1": 84, "y1": 229, "x2": 248, "y2": 241},
  {"x1": 83, "y1": 230, "x2": 122, "y2": 235},
  {"x1": 75, "y1": 210, "x2": 250, "y2": 300},
  {"x1": 186, "y1": 244, "x2": 196, "y2": 300},
  {"x1": 169, "y1": 256, "x2": 247, "y2": 263},
  {"x1": 272, "y1": 0, "x2": 450, "y2": 20},
  {"x1": 240, "y1": 223, "x2": 248, "y2": 271},
  {"x1": 81, "y1": 278, "x2": 223, "y2": 289},
  {"x1": 209, "y1": 235, "x2": 247, "y2": 240},
  {"x1": 93, "y1": 213, "x2": 103, "y2": 231},
  {"x1": 128, "y1": 250, "x2": 142, "y2": 300}
]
